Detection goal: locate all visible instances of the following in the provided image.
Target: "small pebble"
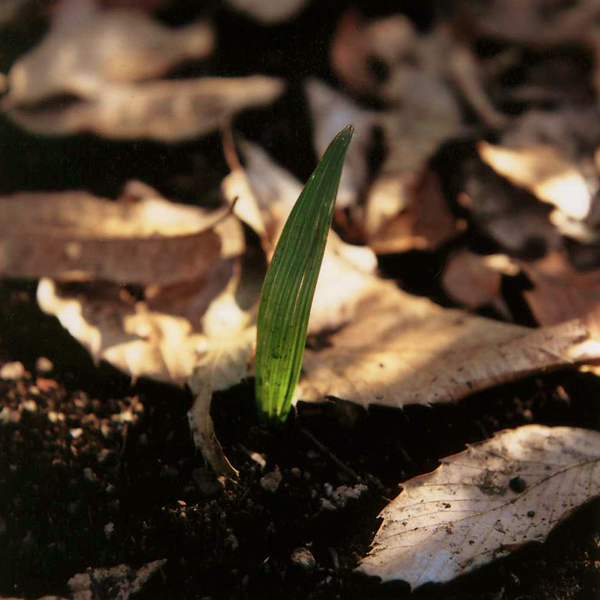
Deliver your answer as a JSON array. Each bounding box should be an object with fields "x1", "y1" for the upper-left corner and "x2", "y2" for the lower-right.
[
  {"x1": 83, "y1": 467, "x2": 97, "y2": 483},
  {"x1": 290, "y1": 547, "x2": 316, "y2": 572},
  {"x1": 320, "y1": 498, "x2": 336, "y2": 511},
  {"x1": 35, "y1": 357, "x2": 54, "y2": 373},
  {"x1": 22, "y1": 400, "x2": 37, "y2": 412},
  {"x1": 104, "y1": 522, "x2": 115, "y2": 538},
  {"x1": 0, "y1": 361, "x2": 25, "y2": 380},
  {"x1": 250, "y1": 452, "x2": 266, "y2": 469},
  {"x1": 260, "y1": 467, "x2": 282, "y2": 493}
]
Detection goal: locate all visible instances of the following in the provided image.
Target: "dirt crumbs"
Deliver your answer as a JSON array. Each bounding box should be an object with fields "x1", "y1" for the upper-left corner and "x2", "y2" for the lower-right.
[{"x1": 0, "y1": 348, "x2": 599, "y2": 600}]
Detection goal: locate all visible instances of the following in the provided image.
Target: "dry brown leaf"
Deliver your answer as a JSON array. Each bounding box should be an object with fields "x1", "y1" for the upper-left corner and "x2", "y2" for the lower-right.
[
  {"x1": 37, "y1": 267, "x2": 255, "y2": 388},
  {"x1": 521, "y1": 251, "x2": 600, "y2": 326},
  {"x1": 478, "y1": 141, "x2": 592, "y2": 220},
  {"x1": 367, "y1": 168, "x2": 459, "y2": 253},
  {"x1": 0, "y1": 184, "x2": 227, "y2": 285},
  {"x1": 359, "y1": 425, "x2": 600, "y2": 589},
  {"x1": 297, "y1": 278, "x2": 600, "y2": 408},
  {"x1": 224, "y1": 0, "x2": 311, "y2": 23},
  {"x1": 305, "y1": 79, "x2": 377, "y2": 208},
  {"x1": 442, "y1": 250, "x2": 517, "y2": 315},
  {"x1": 187, "y1": 372, "x2": 239, "y2": 481},
  {"x1": 331, "y1": 10, "x2": 419, "y2": 96},
  {"x1": 37, "y1": 278, "x2": 206, "y2": 386},
  {"x1": 5, "y1": 76, "x2": 285, "y2": 140},
  {"x1": 3, "y1": 9, "x2": 214, "y2": 105},
  {"x1": 453, "y1": 0, "x2": 600, "y2": 46}
]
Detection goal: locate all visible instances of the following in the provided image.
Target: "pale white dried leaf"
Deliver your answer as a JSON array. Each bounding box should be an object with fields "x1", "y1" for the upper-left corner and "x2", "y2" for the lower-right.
[
  {"x1": 224, "y1": 0, "x2": 311, "y2": 23},
  {"x1": 359, "y1": 425, "x2": 600, "y2": 589},
  {"x1": 36, "y1": 278, "x2": 206, "y2": 386},
  {"x1": 442, "y1": 250, "x2": 513, "y2": 318},
  {"x1": 0, "y1": 187, "x2": 225, "y2": 285},
  {"x1": 297, "y1": 279, "x2": 600, "y2": 407},
  {"x1": 5, "y1": 76, "x2": 285, "y2": 141},
  {"x1": 366, "y1": 169, "x2": 458, "y2": 253},
  {"x1": 305, "y1": 79, "x2": 377, "y2": 208},
  {"x1": 478, "y1": 142, "x2": 592, "y2": 220},
  {"x1": 187, "y1": 370, "x2": 240, "y2": 481},
  {"x1": 4, "y1": 10, "x2": 214, "y2": 105}
]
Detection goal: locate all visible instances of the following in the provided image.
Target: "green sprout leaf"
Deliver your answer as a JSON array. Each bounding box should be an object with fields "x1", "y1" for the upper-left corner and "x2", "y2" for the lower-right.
[{"x1": 255, "y1": 125, "x2": 354, "y2": 424}]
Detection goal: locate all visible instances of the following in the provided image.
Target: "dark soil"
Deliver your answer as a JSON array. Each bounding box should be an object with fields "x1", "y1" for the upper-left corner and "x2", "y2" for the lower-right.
[{"x1": 1, "y1": 280, "x2": 600, "y2": 600}]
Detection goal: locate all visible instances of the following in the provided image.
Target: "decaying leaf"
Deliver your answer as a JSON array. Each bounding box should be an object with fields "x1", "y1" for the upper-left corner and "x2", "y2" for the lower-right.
[
  {"x1": 305, "y1": 79, "x2": 376, "y2": 208},
  {"x1": 0, "y1": 184, "x2": 226, "y2": 285},
  {"x1": 452, "y1": 0, "x2": 600, "y2": 46},
  {"x1": 5, "y1": 76, "x2": 285, "y2": 141},
  {"x1": 359, "y1": 425, "x2": 600, "y2": 588},
  {"x1": 442, "y1": 250, "x2": 517, "y2": 315},
  {"x1": 521, "y1": 251, "x2": 600, "y2": 326},
  {"x1": 297, "y1": 279, "x2": 600, "y2": 408},
  {"x1": 37, "y1": 278, "x2": 206, "y2": 386},
  {"x1": 187, "y1": 369, "x2": 240, "y2": 482},
  {"x1": 457, "y1": 155, "x2": 562, "y2": 257},
  {"x1": 3, "y1": 9, "x2": 214, "y2": 105},
  {"x1": 187, "y1": 285, "x2": 256, "y2": 479},
  {"x1": 366, "y1": 168, "x2": 459, "y2": 253},
  {"x1": 478, "y1": 141, "x2": 592, "y2": 220}
]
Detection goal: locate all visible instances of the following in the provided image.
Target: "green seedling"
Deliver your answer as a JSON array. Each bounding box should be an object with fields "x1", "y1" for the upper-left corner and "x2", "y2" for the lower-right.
[{"x1": 255, "y1": 125, "x2": 354, "y2": 425}]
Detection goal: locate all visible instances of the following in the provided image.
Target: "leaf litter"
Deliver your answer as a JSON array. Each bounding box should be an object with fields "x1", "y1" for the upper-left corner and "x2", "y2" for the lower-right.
[
  {"x1": 360, "y1": 424, "x2": 600, "y2": 589},
  {"x1": 3, "y1": 1, "x2": 600, "y2": 597}
]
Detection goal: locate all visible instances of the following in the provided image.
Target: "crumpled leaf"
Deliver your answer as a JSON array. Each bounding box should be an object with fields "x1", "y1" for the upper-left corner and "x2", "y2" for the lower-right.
[
  {"x1": 359, "y1": 425, "x2": 600, "y2": 589},
  {"x1": 305, "y1": 79, "x2": 376, "y2": 208},
  {"x1": 37, "y1": 278, "x2": 206, "y2": 386},
  {"x1": 478, "y1": 141, "x2": 592, "y2": 220},
  {"x1": 0, "y1": 182, "x2": 226, "y2": 285},
  {"x1": 187, "y1": 288, "x2": 256, "y2": 480},
  {"x1": 4, "y1": 76, "x2": 285, "y2": 141},
  {"x1": 442, "y1": 250, "x2": 518, "y2": 316},
  {"x1": 452, "y1": 0, "x2": 600, "y2": 46},
  {"x1": 297, "y1": 278, "x2": 600, "y2": 408},
  {"x1": 520, "y1": 251, "x2": 600, "y2": 326},
  {"x1": 3, "y1": 9, "x2": 214, "y2": 105},
  {"x1": 457, "y1": 155, "x2": 562, "y2": 257},
  {"x1": 224, "y1": 0, "x2": 311, "y2": 23},
  {"x1": 367, "y1": 168, "x2": 459, "y2": 253}
]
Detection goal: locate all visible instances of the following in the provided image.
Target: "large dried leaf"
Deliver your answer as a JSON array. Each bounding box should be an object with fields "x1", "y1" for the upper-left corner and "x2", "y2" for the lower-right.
[
  {"x1": 521, "y1": 251, "x2": 600, "y2": 326},
  {"x1": 305, "y1": 79, "x2": 376, "y2": 208},
  {"x1": 359, "y1": 425, "x2": 600, "y2": 588},
  {"x1": 453, "y1": 0, "x2": 600, "y2": 46},
  {"x1": 366, "y1": 168, "x2": 458, "y2": 254},
  {"x1": 37, "y1": 267, "x2": 255, "y2": 388},
  {"x1": 0, "y1": 184, "x2": 226, "y2": 285},
  {"x1": 442, "y1": 250, "x2": 517, "y2": 316},
  {"x1": 3, "y1": 10, "x2": 214, "y2": 105},
  {"x1": 297, "y1": 279, "x2": 600, "y2": 408},
  {"x1": 478, "y1": 141, "x2": 592, "y2": 220},
  {"x1": 5, "y1": 76, "x2": 285, "y2": 141}
]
